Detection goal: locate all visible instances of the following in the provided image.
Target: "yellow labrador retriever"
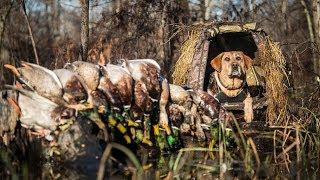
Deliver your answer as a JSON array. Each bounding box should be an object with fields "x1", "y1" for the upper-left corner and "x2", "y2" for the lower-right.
[{"x1": 210, "y1": 51, "x2": 253, "y2": 123}]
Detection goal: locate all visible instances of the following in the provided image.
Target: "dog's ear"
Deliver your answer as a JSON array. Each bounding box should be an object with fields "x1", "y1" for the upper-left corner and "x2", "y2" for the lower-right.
[
  {"x1": 243, "y1": 54, "x2": 253, "y2": 70},
  {"x1": 210, "y1": 53, "x2": 224, "y2": 72}
]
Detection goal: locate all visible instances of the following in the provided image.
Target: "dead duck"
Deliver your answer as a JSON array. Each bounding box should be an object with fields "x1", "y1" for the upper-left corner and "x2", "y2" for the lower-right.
[
  {"x1": 5, "y1": 85, "x2": 75, "y2": 140},
  {"x1": 169, "y1": 88, "x2": 221, "y2": 140},
  {"x1": 99, "y1": 64, "x2": 149, "y2": 144},
  {"x1": 168, "y1": 84, "x2": 195, "y2": 136},
  {"x1": 190, "y1": 89, "x2": 221, "y2": 120},
  {"x1": 64, "y1": 61, "x2": 100, "y2": 91},
  {"x1": 53, "y1": 69, "x2": 88, "y2": 105},
  {"x1": 4, "y1": 62, "x2": 63, "y2": 103},
  {"x1": 98, "y1": 64, "x2": 133, "y2": 108},
  {"x1": 169, "y1": 84, "x2": 191, "y2": 105},
  {"x1": 122, "y1": 59, "x2": 171, "y2": 136},
  {"x1": 64, "y1": 61, "x2": 108, "y2": 107}
]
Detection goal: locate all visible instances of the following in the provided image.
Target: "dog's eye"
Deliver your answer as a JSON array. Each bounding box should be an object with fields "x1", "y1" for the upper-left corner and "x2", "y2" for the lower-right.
[
  {"x1": 236, "y1": 56, "x2": 241, "y2": 61},
  {"x1": 224, "y1": 57, "x2": 230, "y2": 61}
]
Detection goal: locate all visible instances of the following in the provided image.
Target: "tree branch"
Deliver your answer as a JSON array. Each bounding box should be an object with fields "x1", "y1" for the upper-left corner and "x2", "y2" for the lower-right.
[{"x1": 21, "y1": 0, "x2": 40, "y2": 65}]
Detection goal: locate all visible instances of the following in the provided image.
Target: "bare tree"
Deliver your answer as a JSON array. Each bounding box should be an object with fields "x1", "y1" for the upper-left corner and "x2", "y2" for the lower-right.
[
  {"x1": 312, "y1": 0, "x2": 320, "y2": 73},
  {"x1": 301, "y1": 0, "x2": 320, "y2": 74},
  {"x1": 80, "y1": 0, "x2": 89, "y2": 61},
  {"x1": 0, "y1": 0, "x2": 13, "y2": 87}
]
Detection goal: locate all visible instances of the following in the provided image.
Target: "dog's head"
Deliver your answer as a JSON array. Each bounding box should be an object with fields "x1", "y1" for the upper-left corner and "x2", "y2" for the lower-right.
[
  {"x1": 210, "y1": 51, "x2": 253, "y2": 92},
  {"x1": 210, "y1": 51, "x2": 253, "y2": 78}
]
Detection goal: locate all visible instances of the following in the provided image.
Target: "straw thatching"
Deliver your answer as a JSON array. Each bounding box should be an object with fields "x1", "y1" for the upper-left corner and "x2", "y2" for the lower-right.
[
  {"x1": 172, "y1": 29, "x2": 202, "y2": 85},
  {"x1": 259, "y1": 38, "x2": 288, "y2": 125}
]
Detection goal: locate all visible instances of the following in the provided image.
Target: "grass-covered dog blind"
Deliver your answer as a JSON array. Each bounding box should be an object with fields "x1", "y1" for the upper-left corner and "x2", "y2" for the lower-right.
[{"x1": 172, "y1": 22, "x2": 288, "y2": 125}]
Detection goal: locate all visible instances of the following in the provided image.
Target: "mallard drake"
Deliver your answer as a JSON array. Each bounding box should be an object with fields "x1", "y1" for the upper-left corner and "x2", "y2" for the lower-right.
[{"x1": 4, "y1": 62, "x2": 63, "y2": 103}]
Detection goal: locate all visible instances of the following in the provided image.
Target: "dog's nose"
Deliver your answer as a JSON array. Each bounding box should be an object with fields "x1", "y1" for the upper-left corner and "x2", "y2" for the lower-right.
[{"x1": 232, "y1": 64, "x2": 238, "y2": 70}]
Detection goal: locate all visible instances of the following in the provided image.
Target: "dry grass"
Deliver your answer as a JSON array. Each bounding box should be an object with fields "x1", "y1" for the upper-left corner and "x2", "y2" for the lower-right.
[
  {"x1": 259, "y1": 38, "x2": 288, "y2": 125},
  {"x1": 171, "y1": 29, "x2": 202, "y2": 85}
]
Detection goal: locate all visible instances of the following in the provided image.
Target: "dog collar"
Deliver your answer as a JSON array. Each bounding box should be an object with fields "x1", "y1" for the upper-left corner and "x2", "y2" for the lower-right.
[{"x1": 214, "y1": 71, "x2": 245, "y2": 91}]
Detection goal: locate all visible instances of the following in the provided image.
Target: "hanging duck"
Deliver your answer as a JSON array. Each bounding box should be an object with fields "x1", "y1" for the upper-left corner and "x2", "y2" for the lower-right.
[
  {"x1": 5, "y1": 85, "x2": 75, "y2": 140},
  {"x1": 98, "y1": 64, "x2": 136, "y2": 144},
  {"x1": 64, "y1": 61, "x2": 108, "y2": 107},
  {"x1": 53, "y1": 69, "x2": 88, "y2": 105},
  {"x1": 122, "y1": 59, "x2": 171, "y2": 146},
  {"x1": 4, "y1": 62, "x2": 64, "y2": 104}
]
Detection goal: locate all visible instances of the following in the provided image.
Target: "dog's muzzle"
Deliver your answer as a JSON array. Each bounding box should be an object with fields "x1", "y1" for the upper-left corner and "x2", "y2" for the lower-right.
[{"x1": 229, "y1": 64, "x2": 242, "y2": 77}]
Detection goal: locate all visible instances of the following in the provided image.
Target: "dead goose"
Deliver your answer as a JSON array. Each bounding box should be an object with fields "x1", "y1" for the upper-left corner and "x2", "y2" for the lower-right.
[{"x1": 4, "y1": 62, "x2": 63, "y2": 103}]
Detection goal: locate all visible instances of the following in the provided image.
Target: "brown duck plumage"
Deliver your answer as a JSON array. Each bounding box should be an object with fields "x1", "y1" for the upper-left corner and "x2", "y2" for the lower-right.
[
  {"x1": 99, "y1": 64, "x2": 133, "y2": 108},
  {"x1": 54, "y1": 69, "x2": 88, "y2": 104},
  {"x1": 64, "y1": 61, "x2": 100, "y2": 91}
]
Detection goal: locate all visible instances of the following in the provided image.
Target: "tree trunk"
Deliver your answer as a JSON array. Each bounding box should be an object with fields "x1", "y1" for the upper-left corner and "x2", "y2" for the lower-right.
[
  {"x1": 199, "y1": 0, "x2": 214, "y2": 21},
  {"x1": 251, "y1": 0, "x2": 256, "y2": 20},
  {"x1": 0, "y1": 0, "x2": 13, "y2": 88},
  {"x1": 80, "y1": 0, "x2": 89, "y2": 61},
  {"x1": 160, "y1": 1, "x2": 171, "y2": 77},
  {"x1": 22, "y1": 0, "x2": 40, "y2": 65},
  {"x1": 301, "y1": 0, "x2": 317, "y2": 73},
  {"x1": 243, "y1": 0, "x2": 250, "y2": 20},
  {"x1": 312, "y1": 0, "x2": 320, "y2": 74}
]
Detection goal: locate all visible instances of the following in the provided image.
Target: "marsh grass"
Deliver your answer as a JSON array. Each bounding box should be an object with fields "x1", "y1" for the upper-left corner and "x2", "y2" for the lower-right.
[{"x1": 96, "y1": 107, "x2": 320, "y2": 179}]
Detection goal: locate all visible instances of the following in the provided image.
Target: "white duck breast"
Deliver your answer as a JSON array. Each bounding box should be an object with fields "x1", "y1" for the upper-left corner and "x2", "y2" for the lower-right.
[
  {"x1": 54, "y1": 69, "x2": 88, "y2": 104},
  {"x1": 18, "y1": 90, "x2": 59, "y2": 131}
]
